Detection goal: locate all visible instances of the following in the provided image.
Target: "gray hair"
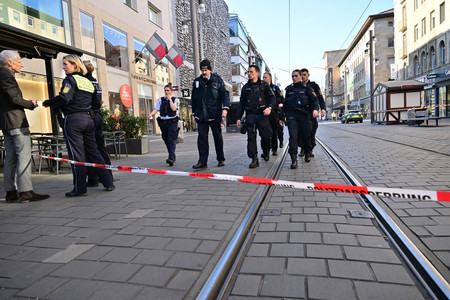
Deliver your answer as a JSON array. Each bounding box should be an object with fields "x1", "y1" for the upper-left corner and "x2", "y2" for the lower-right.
[{"x1": 0, "y1": 50, "x2": 20, "y2": 67}]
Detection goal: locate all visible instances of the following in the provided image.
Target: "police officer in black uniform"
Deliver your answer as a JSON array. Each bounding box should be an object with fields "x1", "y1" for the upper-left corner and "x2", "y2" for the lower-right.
[
  {"x1": 191, "y1": 59, "x2": 230, "y2": 169},
  {"x1": 43, "y1": 54, "x2": 114, "y2": 197},
  {"x1": 83, "y1": 61, "x2": 113, "y2": 187},
  {"x1": 263, "y1": 72, "x2": 284, "y2": 156},
  {"x1": 280, "y1": 69, "x2": 319, "y2": 169},
  {"x1": 299, "y1": 68, "x2": 326, "y2": 157},
  {"x1": 237, "y1": 65, "x2": 276, "y2": 168}
]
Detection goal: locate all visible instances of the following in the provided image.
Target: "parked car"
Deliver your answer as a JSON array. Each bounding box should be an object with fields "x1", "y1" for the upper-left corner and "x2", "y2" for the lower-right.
[{"x1": 341, "y1": 110, "x2": 363, "y2": 123}]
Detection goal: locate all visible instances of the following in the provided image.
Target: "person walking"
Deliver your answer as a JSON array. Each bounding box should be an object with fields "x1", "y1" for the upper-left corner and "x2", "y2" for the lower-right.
[
  {"x1": 148, "y1": 83, "x2": 179, "y2": 166},
  {"x1": 299, "y1": 68, "x2": 326, "y2": 157},
  {"x1": 280, "y1": 69, "x2": 319, "y2": 169},
  {"x1": 83, "y1": 61, "x2": 113, "y2": 187},
  {"x1": 191, "y1": 59, "x2": 230, "y2": 169},
  {"x1": 263, "y1": 72, "x2": 284, "y2": 156},
  {"x1": 236, "y1": 65, "x2": 276, "y2": 168},
  {"x1": 43, "y1": 54, "x2": 114, "y2": 197},
  {"x1": 0, "y1": 50, "x2": 49, "y2": 203}
]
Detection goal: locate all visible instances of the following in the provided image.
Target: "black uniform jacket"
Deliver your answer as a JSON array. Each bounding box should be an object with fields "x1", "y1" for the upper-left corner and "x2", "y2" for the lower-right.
[
  {"x1": 270, "y1": 83, "x2": 284, "y2": 113},
  {"x1": 0, "y1": 66, "x2": 35, "y2": 130},
  {"x1": 307, "y1": 80, "x2": 326, "y2": 111},
  {"x1": 282, "y1": 82, "x2": 319, "y2": 119},
  {"x1": 85, "y1": 74, "x2": 102, "y2": 112},
  {"x1": 44, "y1": 73, "x2": 95, "y2": 115},
  {"x1": 237, "y1": 78, "x2": 276, "y2": 120},
  {"x1": 191, "y1": 73, "x2": 230, "y2": 122}
]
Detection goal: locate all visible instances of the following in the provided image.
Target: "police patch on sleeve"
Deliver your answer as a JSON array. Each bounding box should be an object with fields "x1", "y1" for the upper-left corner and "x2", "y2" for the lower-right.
[
  {"x1": 62, "y1": 83, "x2": 71, "y2": 94},
  {"x1": 312, "y1": 92, "x2": 317, "y2": 97},
  {"x1": 224, "y1": 86, "x2": 229, "y2": 92}
]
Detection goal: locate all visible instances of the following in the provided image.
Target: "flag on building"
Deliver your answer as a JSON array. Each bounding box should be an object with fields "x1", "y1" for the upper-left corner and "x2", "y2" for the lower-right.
[
  {"x1": 166, "y1": 45, "x2": 184, "y2": 68},
  {"x1": 145, "y1": 32, "x2": 168, "y2": 61}
]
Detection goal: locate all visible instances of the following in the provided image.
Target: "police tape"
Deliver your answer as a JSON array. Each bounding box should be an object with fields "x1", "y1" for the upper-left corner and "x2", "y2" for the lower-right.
[{"x1": 35, "y1": 155, "x2": 450, "y2": 202}]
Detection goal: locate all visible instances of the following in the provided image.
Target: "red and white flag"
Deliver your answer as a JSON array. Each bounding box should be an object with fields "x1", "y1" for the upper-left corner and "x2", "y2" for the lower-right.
[
  {"x1": 166, "y1": 45, "x2": 184, "y2": 68},
  {"x1": 145, "y1": 32, "x2": 168, "y2": 61}
]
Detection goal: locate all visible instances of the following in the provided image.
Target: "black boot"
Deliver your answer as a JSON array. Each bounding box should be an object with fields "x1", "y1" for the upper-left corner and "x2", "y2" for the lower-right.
[
  {"x1": 249, "y1": 155, "x2": 259, "y2": 168},
  {"x1": 263, "y1": 150, "x2": 270, "y2": 161},
  {"x1": 305, "y1": 152, "x2": 311, "y2": 162},
  {"x1": 290, "y1": 154, "x2": 298, "y2": 169},
  {"x1": 299, "y1": 149, "x2": 305, "y2": 157}
]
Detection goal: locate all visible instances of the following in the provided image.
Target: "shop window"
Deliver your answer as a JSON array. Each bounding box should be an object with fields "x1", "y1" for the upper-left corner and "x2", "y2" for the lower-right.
[
  {"x1": 80, "y1": 11, "x2": 96, "y2": 53},
  {"x1": 148, "y1": 3, "x2": 162, "y2": 27},
  {"x1": 133, "y1": 37, "x2": 151, "y2": 76},
  {"x1": 103, "y1": 23, "x2": 129, "y2": 71},
  {"x1": 124, "y1": 0, "x2": 138, "y2": 11}
]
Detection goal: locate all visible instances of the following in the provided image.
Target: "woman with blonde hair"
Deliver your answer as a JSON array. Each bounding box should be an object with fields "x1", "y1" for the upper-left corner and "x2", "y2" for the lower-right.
[{"x1": 43, "y1": 54, "x2": 114, "y2": 197}]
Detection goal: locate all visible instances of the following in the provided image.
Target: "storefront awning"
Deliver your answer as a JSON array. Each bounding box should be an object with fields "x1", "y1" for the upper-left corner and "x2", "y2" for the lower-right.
[{"x1": 0, "y1": 22, "x2": 104, "y2": 60}]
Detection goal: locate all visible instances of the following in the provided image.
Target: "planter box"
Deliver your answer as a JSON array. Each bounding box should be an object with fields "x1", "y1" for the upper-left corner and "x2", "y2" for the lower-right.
[{"x1": 125, "y1": 137, "x2": 149, "y2": 154}]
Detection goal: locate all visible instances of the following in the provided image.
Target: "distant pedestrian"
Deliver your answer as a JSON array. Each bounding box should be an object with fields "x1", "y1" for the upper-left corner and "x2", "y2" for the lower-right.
[
  {"x1": 299, "y1": 68, "x2": 326, "y2": 157},
  {"x1": 236, "y1": 65, "x2": 276, "y2": 168},
  {"x1": 191, "y1": 59, "x2": 230, "y2": 169},
  {"x1": 263, "y1": 72, "x2": 284, "y2": 156},
  {"x1": 332, "y1": 111, "x2": 337, "y2": 121},
  {"x1": 43, "y1": 54, "x2": 114, "y2": 197},
  {"x1": 0, "y1": 50, "x2": 49, "y2": 203},
  {"x1": 148, "y1": 83, "x2": 179, "y2": 166},
  {"x1": 280, "y1": 69, "x2": 319, "y2": 169}
]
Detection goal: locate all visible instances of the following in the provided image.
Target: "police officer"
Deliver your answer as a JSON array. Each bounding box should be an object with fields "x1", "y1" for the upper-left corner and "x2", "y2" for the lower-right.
[
  {"x1": 148, "y1": 83, "x2": 179, "y2": 166},
  {"x1": 83, "y1": 61, "x2": 113, "y2": 187},
  {"x1": 43, "y1": 54, "x2": 114, "y2": 197},
  {"x1": 280, "y1": 69, "x2": 319, "y2": 169},
  {"x1": 299, "y1": 68, "x2": 326, "y2": 157},
  {"x1": 191, "y1": 59, "x2": 230, "y2": 169},
  {"x1": 263, "y1": 72, "x2": 284, "y2": 156},
  {"x1": 237, "y1": 65, "x2": 276, "y2": 168}
]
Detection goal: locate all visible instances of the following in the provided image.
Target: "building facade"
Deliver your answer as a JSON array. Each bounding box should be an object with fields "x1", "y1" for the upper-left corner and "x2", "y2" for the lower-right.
[
  {"x1": 394, "y1": 0, "x2": 450, "y2": 118},
  {"x1": 323, "y1": 49, "x2": 346, "y2": 118}
]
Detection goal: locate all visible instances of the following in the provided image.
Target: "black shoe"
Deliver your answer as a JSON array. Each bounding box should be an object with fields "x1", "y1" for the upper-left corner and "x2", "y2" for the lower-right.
[
  {"x1": 193, "y1": 162, "x2": 207, "y2": 169},
  {"x1": 166, "y1": 159, "x2": 174, "y2": 166},
  {"x1": 305, "y1": 153, "x2": 311, "y2": 162},
  {"x1": 87, "y1": 182, "x2": 99, "y2": 187},
  {"x1": 65, "y1": 190, "x2": 87, "y2": 197},
  {"x1": 5, "y1": 190, "x2": 19, "y2": 203},
  {"x1": 218, "y1": 160, "x2": 225, "y2": 167},
  {"x1": 299, "y1": 149, "x2": 305, "y2": 157},
  {"x1": 249, "y1": 156, "x2": 259, "y2": 168},
  {"x1": 279, "y1": 142, "x2": 283, "y2": 148},
  {"x1": 263, "y1": 150, "x2": 270, "y2": 162},
  {"x1": 310, "y1": 152, "x2": 315, "y2": 158},
  {"x1": 272, "y1": 150, "x2": 277, "y2": 156},
  {"x1": 290, "y1": 160, "x2": 298, "y2": 169},
  {"x1": 19, "y1": 191, "x2": 49, "y2": 202},
  {"x1": 105, "y1": 185, "x2": 115, "y2": 191}
]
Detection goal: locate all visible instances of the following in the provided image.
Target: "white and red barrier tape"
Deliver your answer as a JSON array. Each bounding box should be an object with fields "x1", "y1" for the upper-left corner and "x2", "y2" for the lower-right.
[{"x1": 35, "y1": 155, "x2": 450, "y2": 202}]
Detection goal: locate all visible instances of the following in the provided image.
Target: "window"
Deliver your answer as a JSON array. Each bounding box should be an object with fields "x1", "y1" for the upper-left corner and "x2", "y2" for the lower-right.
[
  {"x1": 28, "y1": 16, "x2": 34, "y2": 27},
  {"x1": 388, "y1": 21, "x2": 393, "y2": 27},
  {"x1": 402, "y1": 6, "x2": 407, "y2": 26},
  {"x1": 103, "y1": 23, "x2": 129, "y2": 71},
  {"x1": 430, "y1": 46, "x2": 436, "y2": 68},
  {"x1": 123, "y1": 0, "x2": 137, "y2": 10},
  {"x1": 133, "y1": 38, "x2": 151, "y2": 76},
  {"x1": 421, "y1": 18, "x2": 426, "y2": 36},
  {"x1": 403, "y1": 33, "x2": 407, "y2": 54},
  {"x1": 403, "y1": 62, "x2": 408, "y2": 80},
  {"x1": 52, "y1": 25, "x2": 57, "y2": 35},
  {"x1": 41, "y1": 21, "x2": 46, "y2": 31},
  {"x1": 13, "y1": 11, "x2": 20, "y2": 23},
  {"x1": 414, "y1": 24, "x2": 419, "y2": 41},
  {"x1": 440, "y1": 41, "x2": 446, "y2": 65},
  {"x1": 414, "y1": 56, "x2": 419, "y2": 75},
  {"x1": 388, "y1": 37, "x2": 394, "y2": 48},
  {"x1": 148, "y1": 3, "x2": 162, "y2": 26},
  {"x1": 421, "y1": 51, "x2": 427, "y2": 72},
  {"x1": 431, "y1": 10, "x2": 436, "y2": 30},
  {"x1": 414, "y1": 0, "x2": 418, "y2": 10},
  {"x1": 80, "y1": 11, "x2": 96, "y2": 53},
  {"x1": 440, "y1": 2, "x2": 445, "y2": 23}
]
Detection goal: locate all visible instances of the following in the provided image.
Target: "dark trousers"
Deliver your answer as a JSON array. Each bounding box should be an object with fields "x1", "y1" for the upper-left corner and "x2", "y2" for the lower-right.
[
  {"x1": 159, "y1": 120, "x2": 178, "y2": 160},
  {"x1": 196, "y1": 118, "x2": 224, "y2": 164},
  {"x1": 278, "y1": 122, "x2": 284, "y2": 145},
  {"x1": 287, "y1": 111, "x2": 312, "y2": 156},
  {"x1": 310, "y1": 116, "x2": 318, "y2": 149},
  {"x1": 268, "y1": 112, "x2": 279, "y2": 151},
  {"x1": 63, "y1": 113, "x2": 113, "y2": 193},
  {"x1": 246, "y1": 113, "x2": 272, "y2": 158},
  {"x1": 87, "y1": 113, "x2": 113, "y2": 184}
]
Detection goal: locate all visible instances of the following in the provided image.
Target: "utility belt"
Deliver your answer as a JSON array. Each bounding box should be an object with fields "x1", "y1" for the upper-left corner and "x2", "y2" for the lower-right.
[
  {"x1": 245, "y1": 105, "x2": 266, "y2": 115},
  {"x1": 287, "y1": 106, "x2": 309, "y2": 115},
  {"x1": 157, "y1": 116, "x2": 179, "y2": 126},
  {"x1": 65, "y1": 109, "x2": 94, "y2": 118}
]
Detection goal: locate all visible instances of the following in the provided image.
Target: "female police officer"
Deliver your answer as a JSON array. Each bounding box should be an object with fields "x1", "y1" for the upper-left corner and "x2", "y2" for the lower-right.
[
  {"x1": 280, "y1": 69, "x2": 319, "y2": 169},
  {"x1": 43, "y1": 54, "x2": 114, "y2": 197},
  {"x1": 148, "y1": 83, "x2": 179, "y2": 166}
]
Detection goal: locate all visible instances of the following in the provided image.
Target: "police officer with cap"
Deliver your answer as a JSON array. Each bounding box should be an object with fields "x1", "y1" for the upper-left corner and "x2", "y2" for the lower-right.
[
  {"x1": 191, "y1": 59, "x2": 230, "y2": 169},
  {"x1": 237, "y1": 65, "x2": 276, "y2": 168},
  {"x1": 43, "y1": 54, "x2": 114, "y2": 197},
  {"x1": 280, "y1": 69, "x2": 319, "y2": 169},
  {"x1": 299, "y1": 68, "x2": 326, "y2": 157}
]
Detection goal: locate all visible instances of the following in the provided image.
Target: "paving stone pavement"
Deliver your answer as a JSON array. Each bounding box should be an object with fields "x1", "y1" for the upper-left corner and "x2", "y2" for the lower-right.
[{"x1": 1, "y1": 120, "x2": 449, "y2": 299}]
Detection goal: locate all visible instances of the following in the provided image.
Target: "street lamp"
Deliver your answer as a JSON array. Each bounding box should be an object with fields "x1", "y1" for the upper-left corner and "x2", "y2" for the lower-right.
[{"x1": 368, "y1": 30, "x2": 376, "y2": 123}]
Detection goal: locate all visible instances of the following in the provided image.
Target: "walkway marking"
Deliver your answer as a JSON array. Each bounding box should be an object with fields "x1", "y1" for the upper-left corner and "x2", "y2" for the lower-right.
[
  {"x1": 123, "y1": 209, "x2": 154, "y2": 219},
  {"x1": 43, "y1": 244, "x2": 94, "y2": 263},
  {"x1": 35, "y1": 155, "x2": 450, "y2": 202}
]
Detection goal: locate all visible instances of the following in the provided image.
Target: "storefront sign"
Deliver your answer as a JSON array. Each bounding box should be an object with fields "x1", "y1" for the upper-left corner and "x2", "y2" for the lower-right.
[
  {"x1": 130, "y1": 73, "x2": 156, "y2": 84},
  {"x1": 182, "y1": 89, "x2": 190, "y2": 97},
  {"x1": 427, "y1": 73, "x2": 438, "y2": 79},
  {"x1": 120, "y1": 84, "x2": 133, "y2": 107}
]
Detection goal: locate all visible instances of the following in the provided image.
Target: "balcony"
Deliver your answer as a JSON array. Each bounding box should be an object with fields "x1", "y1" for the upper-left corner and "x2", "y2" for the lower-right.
[
  {"x1": 398, "y1": 48, "x2": 407, "y2": 59},
  {"x1": 397, "y1": 20, "x2": 407, "y2": 32}
]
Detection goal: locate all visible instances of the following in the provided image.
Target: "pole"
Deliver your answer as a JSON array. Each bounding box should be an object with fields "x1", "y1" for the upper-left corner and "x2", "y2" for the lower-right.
[
  {"x1": 190, "y1": 0, "x2": 200, "y2": 78},
  {"x1": 344, "y1": 68, "x2": 347, "y2": 113},
  {"x1": 370, "y1": 29, "x2": 374, "y2": 123},
  {"x1": 328, "y1": 67, "x2": 334, "y2": 117},
  {"x1": 288, "y1": 0, "x2": 291, "y2": 74}
]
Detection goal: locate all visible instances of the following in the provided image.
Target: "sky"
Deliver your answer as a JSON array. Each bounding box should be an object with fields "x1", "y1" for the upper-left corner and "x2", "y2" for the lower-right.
[{"x1": 225, "y1": 0, "x2": 394, "y2": 89}]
